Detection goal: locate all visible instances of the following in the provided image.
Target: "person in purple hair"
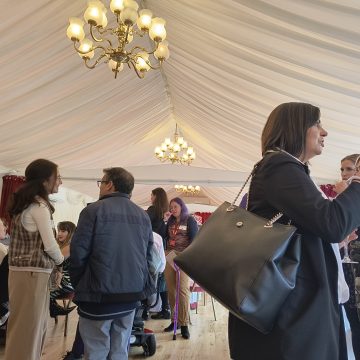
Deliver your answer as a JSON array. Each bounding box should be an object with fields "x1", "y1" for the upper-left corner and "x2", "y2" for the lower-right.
[{"x1": 163, "y1": 197, "x2": 198, "y2": 339}]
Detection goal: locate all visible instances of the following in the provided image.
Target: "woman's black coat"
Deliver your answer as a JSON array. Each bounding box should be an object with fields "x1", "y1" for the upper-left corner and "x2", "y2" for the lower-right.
[
  {"x1": 146, "y1": 205, "x2": 166, "y2": 239},
  {"x1": 228, "y1": 151, "x2": 360, "y2": 360}
]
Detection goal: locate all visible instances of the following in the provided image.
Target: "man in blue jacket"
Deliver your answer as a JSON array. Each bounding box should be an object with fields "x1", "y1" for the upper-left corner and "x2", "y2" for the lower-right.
[{"x1": 70, "y1": 167, "x2": 154, "y2": 360}]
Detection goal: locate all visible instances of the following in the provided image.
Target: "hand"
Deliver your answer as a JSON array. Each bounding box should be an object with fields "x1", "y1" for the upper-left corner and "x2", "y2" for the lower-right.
[
  {"x1": 55, "y1": 270, "x2": 63, "y2": 288},
  {"x1": 348, "y1": 229, "x2": 358, "y2": 242},
  {"x1": 340, "y1": 230, "x2": 358, "y2": 249},
  {"x1": 163, "y1": 211, "x2": 171, "y2": 222},
  {"x1": 334, "y1": 180, "x2": 348, "y2": 195}
]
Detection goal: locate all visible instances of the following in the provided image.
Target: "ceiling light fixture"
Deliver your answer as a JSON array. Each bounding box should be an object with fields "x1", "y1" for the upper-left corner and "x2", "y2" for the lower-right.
[
  {"x1": 154, "y1": 124, "x2": 196, "y2": 165},
  {"x1": 175, "y1": 185, "x2": 201, "y2": 195},
  {"x1": 66, "y1": 0, "x2": 170, "y2": 79}
]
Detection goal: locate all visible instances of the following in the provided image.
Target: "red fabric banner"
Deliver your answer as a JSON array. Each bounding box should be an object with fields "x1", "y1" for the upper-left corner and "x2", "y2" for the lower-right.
[{"x1": 0, "y1": 175, "x2": 26, "y2": 228}]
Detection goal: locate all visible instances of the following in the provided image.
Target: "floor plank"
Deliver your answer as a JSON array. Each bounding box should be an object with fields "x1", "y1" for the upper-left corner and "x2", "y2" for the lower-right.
[{"x1": 0, "y1": 297, "x2": 230, "y2": 359}]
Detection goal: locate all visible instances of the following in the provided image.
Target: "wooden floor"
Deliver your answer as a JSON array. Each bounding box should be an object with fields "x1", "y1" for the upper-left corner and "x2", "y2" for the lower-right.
[{"x1": 0, "y1": 297, "x2": 230, "y2": 359}]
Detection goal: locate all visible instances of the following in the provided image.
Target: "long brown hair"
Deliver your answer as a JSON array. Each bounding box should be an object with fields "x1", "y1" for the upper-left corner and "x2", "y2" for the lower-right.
[
  {"x1": 261, "y1": 102, "x2": 320, "y2": 157},
  {"x1": 8, "y1": 159, "x2": 58, "y2": 217},
  {"x1": 57, "y1": 221, "x2": 76, "y2": 249},
  {"x1": 151, "y1": 187, "x2": 169, "y2": 220}
]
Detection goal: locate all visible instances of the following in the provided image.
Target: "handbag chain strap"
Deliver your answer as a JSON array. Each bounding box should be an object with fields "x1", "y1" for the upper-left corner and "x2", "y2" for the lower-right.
[{"x1": 226, "y1": 161, "x2": 284, "y2": 228}]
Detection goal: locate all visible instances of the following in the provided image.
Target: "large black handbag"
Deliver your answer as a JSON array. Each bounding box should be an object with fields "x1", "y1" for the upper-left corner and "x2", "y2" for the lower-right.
[{"x1": 174, "y1": 163, "x2": 301, "y2": 334}]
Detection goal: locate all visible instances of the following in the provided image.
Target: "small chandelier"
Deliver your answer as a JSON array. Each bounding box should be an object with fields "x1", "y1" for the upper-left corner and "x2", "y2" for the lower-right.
[
  {"x1": 66, "y1": 0, "x2": 170, "y2": 79},
  {"x1": 154, "y1": 124, "x2": 196, "y2": 165},
  {"x1": 175, "y1": 185, "x2": 201, "y2": 195}
]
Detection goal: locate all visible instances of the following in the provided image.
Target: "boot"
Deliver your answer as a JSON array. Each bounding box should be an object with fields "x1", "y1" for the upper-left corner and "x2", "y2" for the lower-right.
[
  {"x1": 181, "y1": 325, "x2": 190, "y2": 339},
  {"x1": 151, "y1": 309, "x2": 171, "y2": 319},
  {"x1": 164, "y1": 322, "x2": 180, "y2": 332},
  {"x1": 50, "y1": 300, "x2": 76, "y2": 318}
]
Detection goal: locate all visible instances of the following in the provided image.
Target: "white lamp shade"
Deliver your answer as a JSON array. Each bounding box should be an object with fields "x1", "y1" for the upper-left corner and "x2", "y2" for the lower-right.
[
  {"x1": 78, "y1": 39, "x2": 95, "y2": 59},
  {"x1": 135, "y1": 53, "x2": 150, "y2": 72},
  {"x1": 66, "y1": 18, "x2": 85, "y2": 42},
  {"x1": 108, "y1": 59, "x2": 124, "y2": 71},
  {"x1": 154, "y1": 40, "x2": 170, "y2": 60},
  {"x1": 120, "y1": 7, "x2": 138, "y2": 25},
  {"x1": 110, "y1": 0, "x2": 125, "y2": 14},
  {"x1": 173, "y1": 143, "x2": 181, "y2": 152},
  {"x1": 124, "y1": 0, "x2": 139, "y2": 11},
  {"x1": 100, "y1": 12, "x2": 108, "y2": 28},
  {"x1": 137, "y1": 9, "x2": 152, "y2": 30},
  {"x1": 110, "y1": 0, "x2": 125, "y2": 13},
  {"x1": 149, "y1": 17, "x2": 166, "y2": 42},
  {"x1": 84, "y1": 1, "x2": 105, "y2": 26}
]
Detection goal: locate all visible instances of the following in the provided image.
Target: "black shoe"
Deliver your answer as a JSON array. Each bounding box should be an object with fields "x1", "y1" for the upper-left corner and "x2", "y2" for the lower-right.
[
  {"x1": 62, "y1": 350, "x2": 83, "y2": 359},
  {"x1": 181, "y1": 326, "x2": 190, "y2": 339},
  {"x1": 50, "y1": 302, "x2": 76, "y2": 318},
  {"x1": 151, "y1": 310, "x2": 171, "y2": 320},
  {"x1": 164, "y1": 322, "x2": 180, "y2": 332}
]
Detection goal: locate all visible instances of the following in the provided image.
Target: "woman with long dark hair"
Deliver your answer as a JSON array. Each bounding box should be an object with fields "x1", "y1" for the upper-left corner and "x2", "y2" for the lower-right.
[
  {"x1": 163, "y1": 197, "x2": 198, "y2": 339},
  {"x1": 146, "y1": 187, "x2": 169, "y2": 239},
  {"x1": 5, "y1": 159, "x2": 64, "y2": 360},
  {"x1": 146, "y1": 187, "x2": 171, "y2": 320}
]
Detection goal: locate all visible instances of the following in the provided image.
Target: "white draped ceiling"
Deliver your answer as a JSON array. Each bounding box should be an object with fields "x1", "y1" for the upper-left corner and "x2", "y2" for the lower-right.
[{"x1": 0, "y1": 0, "x2": 359, "y2": 207}]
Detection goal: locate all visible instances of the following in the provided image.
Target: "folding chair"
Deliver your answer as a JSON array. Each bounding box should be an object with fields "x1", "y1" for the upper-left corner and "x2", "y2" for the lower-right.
[
  {"x1": 190, "y1": 282, "x2": 216, "y2": 321},
  {"x1": 54, "y1": 292, "x2": 75, "y2": 337}
]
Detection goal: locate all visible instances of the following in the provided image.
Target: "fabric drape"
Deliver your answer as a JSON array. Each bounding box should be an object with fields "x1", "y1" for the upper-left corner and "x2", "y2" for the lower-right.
[{"x1": 0, "y1": 175, "x2": 25, "y2": 228}]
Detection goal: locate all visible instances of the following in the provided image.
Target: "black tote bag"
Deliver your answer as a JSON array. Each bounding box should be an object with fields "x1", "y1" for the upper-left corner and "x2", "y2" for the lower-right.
[{"x1": 174, "y1": 165, "x2": 301, "y2": 334}]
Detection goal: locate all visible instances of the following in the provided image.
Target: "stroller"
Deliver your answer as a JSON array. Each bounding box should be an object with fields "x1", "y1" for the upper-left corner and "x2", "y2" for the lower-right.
[
  {"x1": 129, "y1": 300, "x2": 157, "y2": 357},
  {"x1": 129, "y1": 232, "x2": 165, "y2": 357}
]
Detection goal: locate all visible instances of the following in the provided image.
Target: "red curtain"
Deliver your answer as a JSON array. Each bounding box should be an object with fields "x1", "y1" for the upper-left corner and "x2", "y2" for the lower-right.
[
  {"x1": 194, "y1": 212, "x2": 212, "y2": 225},
  {"x1": 0, "y1": 175, "x2": 26, "y2": 227}
]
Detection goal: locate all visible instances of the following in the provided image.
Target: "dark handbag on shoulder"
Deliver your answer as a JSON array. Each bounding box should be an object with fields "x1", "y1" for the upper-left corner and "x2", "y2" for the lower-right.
[{"x1": 174, "y1": 161, "x2": 301, "y2": 334}]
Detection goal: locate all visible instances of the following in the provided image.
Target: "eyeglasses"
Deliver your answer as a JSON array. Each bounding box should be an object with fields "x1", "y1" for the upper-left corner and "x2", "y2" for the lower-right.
[{"x1": 97, "y1": 180, "x2": 109, "y2": 188}]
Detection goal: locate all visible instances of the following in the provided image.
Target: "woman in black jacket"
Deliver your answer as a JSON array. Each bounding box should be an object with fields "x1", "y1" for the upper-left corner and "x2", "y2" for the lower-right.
[
  {"x1": 228, "y1": 102, "x2": 360, "y2": 360},
  {"x1": 146, "y1": 187, "x2": 171, "y2": 320}
]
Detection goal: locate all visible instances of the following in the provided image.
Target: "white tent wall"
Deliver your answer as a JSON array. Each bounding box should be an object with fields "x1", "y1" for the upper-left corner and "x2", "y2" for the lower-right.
[
  {"x1": 0, "y1": 1, "x2": 359, "y2": 206},
  {"x1": 50, "y1": 187, "x2": 95, "y2": 225}
]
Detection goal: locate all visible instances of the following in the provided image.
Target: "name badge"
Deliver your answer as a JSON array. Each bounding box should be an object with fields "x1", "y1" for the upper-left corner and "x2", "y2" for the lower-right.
[{"x1": 179, "y1": 225, "x2": 187, "y2": 231}]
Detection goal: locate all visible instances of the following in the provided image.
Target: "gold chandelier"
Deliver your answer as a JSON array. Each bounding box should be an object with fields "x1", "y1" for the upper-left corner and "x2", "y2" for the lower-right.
[
  {"x1": 154, "y1": 124, "x2": 196, "y2": 165},
  {"x1": 175, "y1": 185, "x2": 201, "y2": 195},
  {"x1": 66, "y1": 0, "x2": 170, "y2": 79}
]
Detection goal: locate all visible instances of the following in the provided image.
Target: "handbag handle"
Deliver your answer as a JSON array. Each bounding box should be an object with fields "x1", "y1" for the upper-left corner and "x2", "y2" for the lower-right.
[{"x1": 226, "y1": 160, "x2": 284, "y2": 228}]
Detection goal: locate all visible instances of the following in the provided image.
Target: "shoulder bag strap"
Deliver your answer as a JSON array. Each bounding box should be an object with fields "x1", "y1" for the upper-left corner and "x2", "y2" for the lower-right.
[{"x1": 227, "y1": 156, "x2": 284, "y2": 228}]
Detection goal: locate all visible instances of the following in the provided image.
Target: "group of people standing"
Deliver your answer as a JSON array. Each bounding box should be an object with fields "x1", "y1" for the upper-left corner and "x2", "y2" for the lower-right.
[
  {"x1": 1, "y1": 102, "x2": 360, "y2": 360},
  {"x1": 1, "y1": 161, "x2": 198, "y2": 360}
]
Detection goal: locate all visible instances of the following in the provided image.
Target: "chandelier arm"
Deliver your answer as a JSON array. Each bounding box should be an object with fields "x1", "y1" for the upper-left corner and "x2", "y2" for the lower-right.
[
  {"x1": 74, "y1": 42, "x2": 108, "y2": 55},
  {"x1": 145, "y1": 60, "x2": 162, "y2": 70},
  {"x1": 90, "y1": 25, "x2": 113, "y2": 47},
  {"x1": 84, "y1": 53, "x2": 108, "y2": 69},
  {"x1": 130, "y1": 45, "x2": 157, "y2": 56},
  {"x1": 128, "y1": 60, "x2": 145, "y2": 79}
]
